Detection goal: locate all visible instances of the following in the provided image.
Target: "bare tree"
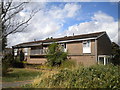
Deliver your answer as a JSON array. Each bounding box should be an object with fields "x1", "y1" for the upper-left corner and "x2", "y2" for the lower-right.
[{"x1": 0, "y1": 0, "x2": 40, "y2": 51}]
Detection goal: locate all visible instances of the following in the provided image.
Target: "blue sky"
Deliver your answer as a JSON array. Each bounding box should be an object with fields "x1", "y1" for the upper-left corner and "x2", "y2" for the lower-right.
[
  {"x1": 48, "y1": 2, "x2": 118, "y2": 31},
  {"x1": 8, "y1": 2, "x2": 119, "y2": 47}
]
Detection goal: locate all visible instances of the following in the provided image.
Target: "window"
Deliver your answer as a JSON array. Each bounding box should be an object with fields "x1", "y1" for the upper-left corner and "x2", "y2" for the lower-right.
[
  {"x1": 60, "y1": 43, "x2": 67, "y2": 52},
  {"x1": 24, "y1": 48, "x2": 28, "y2": 55},
  {"x1": 98, "y1": 55, "x2": 111, "y2": 65},
  {"x1": 83, "y1": 40, "x2": 91, "y2": 53},
  {"x1": 14, "y1": 49, "x2": 18, "y2": 56},
  {"x1": 99, "y1": 57, "x2": 104, "y2": 64}
]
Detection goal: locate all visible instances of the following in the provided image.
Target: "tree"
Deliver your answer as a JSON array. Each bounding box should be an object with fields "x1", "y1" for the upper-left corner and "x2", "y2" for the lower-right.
[
  {"x1": 0, "y1": 0, "x2": 40, "y2": 74},
  {"x1": 46, "y1": 43, "x2": 67, "y2": 67},
  {"x1": 0, "y1": 0, "x2": 40, "y2": 52},
  {"x1": 111, "y1": 42, "x2": 120, "y2": 65}
]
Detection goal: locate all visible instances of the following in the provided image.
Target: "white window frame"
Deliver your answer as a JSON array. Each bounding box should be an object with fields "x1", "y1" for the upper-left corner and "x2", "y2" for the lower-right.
[
  {"x1": 82, "y1": 40, "x2": 91, "y2": 53},
  {"x1": 24, "y1": 48, "x2": 28, "y2": 56},
  {"x1": 60, "y1": 43, "x2": 67, "y2": 52},
  {"x1": 98, "y1": 55, "x2": 111, "y2": 65},
  {"x1": 14, "y1": 49, "x2": 18, "y2": 56}
]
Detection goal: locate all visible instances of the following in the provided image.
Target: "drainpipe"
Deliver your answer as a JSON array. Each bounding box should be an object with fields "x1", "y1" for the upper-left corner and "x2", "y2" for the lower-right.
[{"x1": 95, "y1": 39, "x2": 98, "y2": 64}]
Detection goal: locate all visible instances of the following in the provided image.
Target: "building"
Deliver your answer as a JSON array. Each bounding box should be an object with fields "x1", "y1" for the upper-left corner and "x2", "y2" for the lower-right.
[{"x1": 13, "y1": 31, "x2": 112, "y2": 66}]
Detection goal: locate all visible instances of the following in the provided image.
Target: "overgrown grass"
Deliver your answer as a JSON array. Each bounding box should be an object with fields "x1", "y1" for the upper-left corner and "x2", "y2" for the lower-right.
[
  {"x1": 36, "y1": 59, "x2": 77, "y2": 70},
  {"x1": 2, "y1": 68, "x2": 42, "y2": 82},
  {"x1": 23, "y1": 64, "x2": 120, "y2": 88}
]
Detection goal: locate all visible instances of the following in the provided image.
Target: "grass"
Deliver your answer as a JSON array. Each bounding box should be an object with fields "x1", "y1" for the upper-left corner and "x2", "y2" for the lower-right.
[
  {"x1": 23, "y1": 64, "x2": 120, "y2": 88},
  {"x1": 2, "y1": 68, "x2": 42, "y2": 82},
  {"x1": 35, "y1": 59, "x2": 77, "y2": 70}
]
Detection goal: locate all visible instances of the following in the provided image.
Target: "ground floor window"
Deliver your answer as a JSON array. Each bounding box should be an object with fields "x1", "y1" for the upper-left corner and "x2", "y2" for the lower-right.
[
  {"x1": 98, "y1": 55, "x2": 111, "y2": 65},
  {"x1": 24, "y1": 48, "x2": 29, "y2": 55},
  {"x1": 14, "y1": 49, "x2": 18, "y2": 56}
]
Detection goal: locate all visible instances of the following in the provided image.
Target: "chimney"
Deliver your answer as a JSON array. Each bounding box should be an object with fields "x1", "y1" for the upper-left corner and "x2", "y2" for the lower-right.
[
  {"x1": 73, "y1": 33, "x2": 74, "y2": 36},
  {"x1": 34, "y1": 39, "x2": 36, "y2": 41}
]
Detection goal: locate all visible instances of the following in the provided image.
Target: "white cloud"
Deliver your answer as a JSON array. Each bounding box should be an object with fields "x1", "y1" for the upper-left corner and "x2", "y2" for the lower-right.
[
  {"x1": 7, "y1": 3, "x2": 118, "y2": 47},
  {"x1": 7, "y1": 3, "x2": 81, "y2": 47},
  {"x1": 61, "y1": 11, "x2": 118, "y2": 43},
  {"x1": 48, "y1": 3, "x2": 81, "y2": 19}
]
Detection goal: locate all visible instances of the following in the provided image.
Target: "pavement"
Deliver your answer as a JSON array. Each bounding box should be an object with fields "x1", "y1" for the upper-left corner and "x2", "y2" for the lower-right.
[{"x1": 2, "y1": 80, "x2": 33, "y2": 88}]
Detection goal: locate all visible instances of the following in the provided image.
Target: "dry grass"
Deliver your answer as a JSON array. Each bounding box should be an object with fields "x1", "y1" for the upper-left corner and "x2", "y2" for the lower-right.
[{"x1": 31, "y1": 69, "x2": 59, "y2": 88}]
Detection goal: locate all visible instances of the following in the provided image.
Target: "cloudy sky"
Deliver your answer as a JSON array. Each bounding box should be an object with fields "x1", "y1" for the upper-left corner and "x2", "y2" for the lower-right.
[{"x1": 7, "y1": 1, "x2": 118, "y2": 47}]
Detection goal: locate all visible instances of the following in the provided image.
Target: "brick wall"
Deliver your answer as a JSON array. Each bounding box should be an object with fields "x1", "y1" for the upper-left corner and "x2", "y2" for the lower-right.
[
  {"x1": 66, "y1": 40, "x2": 96, "y2": 66},
  {"x1": 67, "y1": 40, "x2": 95, "y2": 55}
]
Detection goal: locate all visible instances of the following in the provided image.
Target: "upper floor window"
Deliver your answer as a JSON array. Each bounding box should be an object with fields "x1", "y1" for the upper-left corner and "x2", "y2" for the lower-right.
[
  {"x1": 83, "y1": 40, "x2": 91, "y2": 53},
  {"x1": 60, "y1": 43, "x2": 67, "y2": 52}
]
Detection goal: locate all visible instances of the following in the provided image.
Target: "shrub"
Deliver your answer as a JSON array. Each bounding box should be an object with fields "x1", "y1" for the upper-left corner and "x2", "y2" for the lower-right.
[
  {"x1": 111, "y1": 42, "x2": 120, "y2": 65},
  {"x1": 12, "y1": 50, "x2": 26, "y2": 68},
  {"x1": 2, "y1": 53, "x2": 14, "y2": 75},
  {"x1": 28, "y1": 64, "x2": 120, "y2": 88},
  {"x1": 46, "y1": 43, "x2": 67, "y2": 67},
  {"x1": 60, "y1": 60, "x2": 76, "y2": 69}
]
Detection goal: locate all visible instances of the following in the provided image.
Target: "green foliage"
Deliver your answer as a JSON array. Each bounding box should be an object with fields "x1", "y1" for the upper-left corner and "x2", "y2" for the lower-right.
[
  {"x1": 35, "y1": 60, "x2": 76, "y2": 70},
  {"x1": 46, "y1": 43, "x2": 67, "y2": 67},
  {"x1": 2, "y1": 52, "x2": 26, "y2": 76},
  {"x1": 59, "y1": 60, "x2": 76, "y2": 69},
  {"x1": 13, "y1": 50, "x2": 26, "y2": 68},
  {"x1": 28, "y1": 64, "x2": 120, "y2": 88},
  {"x1": 13, "y1": 56, "x2": 25, "y2": 68},
  {"x1": 111, "y1": 42, "x2": 120, "y2": 65},
  {"x1": 20, "y1": 50, "x2": 25, "y2": 62},
  {"x1": 2, "y1": 53, "x2": 14, "y2": 75}
]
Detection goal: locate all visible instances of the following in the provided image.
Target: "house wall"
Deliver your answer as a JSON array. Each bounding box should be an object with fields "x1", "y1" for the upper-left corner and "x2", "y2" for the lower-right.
[
  {"x1": 25, "y1": 48, "x2": 47, "y2": 64},
  {"x1": 69, "y1": 55, "x2": 96, "y2": 66},
  {"x1": 67, "y1": 40, "x2": 95, "y2": 55},
  {"x1": 27, "y1": 58, "x2": 47, "y2": 64},
  {"x1": 66, "y1": 40, "x2": 96, "y2": 66},
  {"x1": 97, "y1": 33, "x2": 112, "y2": 55}
]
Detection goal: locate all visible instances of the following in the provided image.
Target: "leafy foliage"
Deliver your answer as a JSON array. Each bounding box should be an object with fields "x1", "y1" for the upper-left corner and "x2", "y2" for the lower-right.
[
  {"x1": 2, "y1": 53, "x2": 14, "y2": 75},
  {"x1": 46, "y1": 43, "x2": 67, "y2": 66},
  {"x1": 2, "y1": 52, "x2": 26, "y2": 76},
  {"x1": 111, "y1": 42, "x2": 120, "y2": 65},
  {"x1": 27, "y1": 64, "x2": 120, "y2": 88}
]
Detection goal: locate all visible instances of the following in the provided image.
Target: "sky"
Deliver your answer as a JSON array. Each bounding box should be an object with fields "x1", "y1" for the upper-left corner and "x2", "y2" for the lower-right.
[{"x1": 7, "y1": 1, "x2": 119, "y2": 47}]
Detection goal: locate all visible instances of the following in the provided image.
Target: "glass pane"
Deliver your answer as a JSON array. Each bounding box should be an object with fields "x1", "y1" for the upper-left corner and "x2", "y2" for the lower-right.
[
  {"x1": 99, "y1": 57, "x2": 104, "y2": 64},
  {"x1": 83, "y1": 40, "x2": 91, "y2": 53}
]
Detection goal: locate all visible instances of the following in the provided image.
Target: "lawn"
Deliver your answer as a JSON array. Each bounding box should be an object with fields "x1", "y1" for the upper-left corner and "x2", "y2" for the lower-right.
[{"x1": 2, "y1": 68, "x2": 42, "y2": 82}]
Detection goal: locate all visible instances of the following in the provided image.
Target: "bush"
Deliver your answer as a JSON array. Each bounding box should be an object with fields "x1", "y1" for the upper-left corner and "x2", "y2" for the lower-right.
[
  {"x1": 2, "y1": 53, "x2": 14, "y2": 75},
  {"x1": 28, "y1": 64, "x2": 120, "y2": 88},
  {"x1": 13, "y1": 56, "x2": 25, "y2": 68},
  {"x1": 2, "y1": 52, "x2": 25, "y2": 76},
  {"x1": 111, "y1": 42, "x2": 120, "y2": 65},
  {"x1": 60, "y1": 60, "x2": 76, "y2": 69},
  {"x1": 46, "y1": 43, "x2": 67, "y2": 67}
]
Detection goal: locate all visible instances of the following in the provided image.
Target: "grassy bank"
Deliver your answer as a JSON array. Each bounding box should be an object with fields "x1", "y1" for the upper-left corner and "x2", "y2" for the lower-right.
[
  {"x1": 2, "y1": 68, "x2": 42, "y2": 82},
  {"x1": 23, "y1": 64, "x2": 120, "y2": 88}
]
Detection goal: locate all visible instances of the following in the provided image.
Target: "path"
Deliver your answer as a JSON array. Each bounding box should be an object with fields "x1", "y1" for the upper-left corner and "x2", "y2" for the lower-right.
[{"x1": 2, "y1": 80, "x2": 33, "y2": 88}]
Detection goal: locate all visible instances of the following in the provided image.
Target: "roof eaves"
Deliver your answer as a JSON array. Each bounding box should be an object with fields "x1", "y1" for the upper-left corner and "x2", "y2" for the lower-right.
[{"x1": 95, "y1": 31, "x2": 106, "y2": 39}]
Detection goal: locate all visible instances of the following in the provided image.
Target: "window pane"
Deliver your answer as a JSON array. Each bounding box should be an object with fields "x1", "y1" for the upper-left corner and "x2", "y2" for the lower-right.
[
  {"x1": 83, "y1": 40, "x2": 91, "y2": 53},
  {"x1": 99, "y1": 57, "x2": 104, "y2": 64}
]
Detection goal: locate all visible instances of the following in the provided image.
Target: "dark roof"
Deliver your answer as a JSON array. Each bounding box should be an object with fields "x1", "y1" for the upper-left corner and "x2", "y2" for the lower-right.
[{"x1": 13, "y1": 31, "x2": 106, "y2": 48}]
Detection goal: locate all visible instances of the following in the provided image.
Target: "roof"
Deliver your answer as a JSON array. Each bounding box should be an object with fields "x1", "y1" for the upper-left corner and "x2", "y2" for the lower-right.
[{"x1": 13, "y1": 31, "x2": 106, "y2": 48}]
